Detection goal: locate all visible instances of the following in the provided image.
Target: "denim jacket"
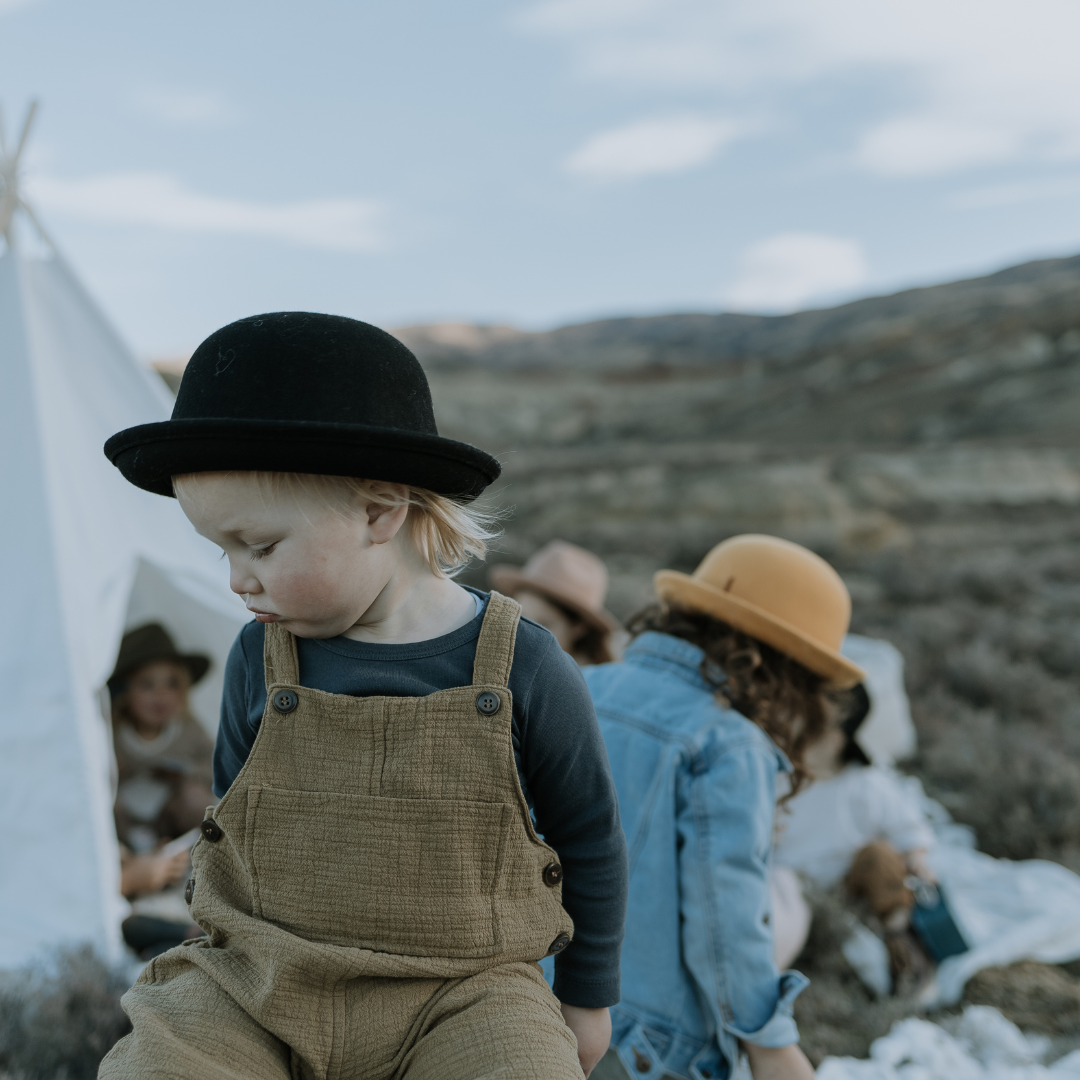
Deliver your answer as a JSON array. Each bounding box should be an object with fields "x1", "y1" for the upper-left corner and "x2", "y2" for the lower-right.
[{"x1": 583, "y1": 632, "x2": 807, "y2": 1080}]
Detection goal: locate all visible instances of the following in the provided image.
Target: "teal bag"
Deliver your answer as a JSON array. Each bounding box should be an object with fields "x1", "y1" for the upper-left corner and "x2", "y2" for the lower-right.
[{"x1": 909, "y1": 880, "x2": 968, "y2": 962}]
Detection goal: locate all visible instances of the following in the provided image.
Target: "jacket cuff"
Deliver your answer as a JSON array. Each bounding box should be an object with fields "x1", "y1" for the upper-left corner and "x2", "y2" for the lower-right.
[
  {"x1": 723, "y1": 971, "x2": 808, "y2": 1048},
  {"x1": 553, "y1": 968, "x2": 621, "y2": 1009}
]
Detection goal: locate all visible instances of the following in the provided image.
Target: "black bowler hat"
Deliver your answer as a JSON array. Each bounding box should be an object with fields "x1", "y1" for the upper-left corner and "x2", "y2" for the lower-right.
[{"x1": 104, "y1": 312, "x2": 501, "y2": 500}]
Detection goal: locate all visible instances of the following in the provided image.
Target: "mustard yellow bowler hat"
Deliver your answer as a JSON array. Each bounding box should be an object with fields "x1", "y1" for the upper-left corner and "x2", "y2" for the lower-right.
[{"x1": 654, "y1": 534, "x2": 866, "y2": 688}]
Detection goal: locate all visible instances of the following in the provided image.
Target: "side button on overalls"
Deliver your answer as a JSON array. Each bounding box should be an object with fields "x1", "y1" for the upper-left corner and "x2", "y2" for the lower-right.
[{"x1": 100, "y1": 593, "x2": 583, "y2": 1080}]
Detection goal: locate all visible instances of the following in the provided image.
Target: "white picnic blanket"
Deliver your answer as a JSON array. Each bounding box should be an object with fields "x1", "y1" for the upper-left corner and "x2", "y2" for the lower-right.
[
  {"x1": 928, "y1": 843, "x2": 1080, "y2": 1006},
  {"x1": 818, "y1": 1006, "x2": 1080, "y2": 1079},
  {"x1": 778, "y1": 766, "x2": 1080, "y2": 1005}
]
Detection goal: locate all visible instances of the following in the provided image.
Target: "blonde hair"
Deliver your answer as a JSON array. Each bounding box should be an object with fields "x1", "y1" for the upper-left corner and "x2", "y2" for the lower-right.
[{"x1": 172, "y1": 471, "x2": 502, "y2": 578}]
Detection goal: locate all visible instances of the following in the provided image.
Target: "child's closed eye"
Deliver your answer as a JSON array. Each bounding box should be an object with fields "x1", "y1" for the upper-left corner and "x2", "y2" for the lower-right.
[{"x1": 250, "y1": 543, "x2": 278, "y2": 561}]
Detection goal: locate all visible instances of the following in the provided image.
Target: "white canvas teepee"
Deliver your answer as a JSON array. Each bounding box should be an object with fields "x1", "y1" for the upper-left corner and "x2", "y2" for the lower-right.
[{"x1": 0, "y1": 104, "x2": 247, "y2": 968}]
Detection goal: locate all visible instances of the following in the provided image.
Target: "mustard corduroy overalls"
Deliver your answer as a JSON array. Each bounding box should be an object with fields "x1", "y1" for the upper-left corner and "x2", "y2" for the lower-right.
[{"x1": 100, "y1": 594, "x2": 583, "y2": 1080}]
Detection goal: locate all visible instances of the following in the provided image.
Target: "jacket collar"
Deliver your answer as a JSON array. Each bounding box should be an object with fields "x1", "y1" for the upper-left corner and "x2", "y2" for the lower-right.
[
  {"x1": 623, "y1": 631, "x2": 718, "y2": 693},
  {"x1": 623, "y1": 632, "x2": 794, "y2": 772}
]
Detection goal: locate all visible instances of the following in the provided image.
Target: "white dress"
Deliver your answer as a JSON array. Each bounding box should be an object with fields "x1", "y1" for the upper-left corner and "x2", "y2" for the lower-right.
[{"x1": 774, "y1": 765, "x2": 934, "y2": 888}]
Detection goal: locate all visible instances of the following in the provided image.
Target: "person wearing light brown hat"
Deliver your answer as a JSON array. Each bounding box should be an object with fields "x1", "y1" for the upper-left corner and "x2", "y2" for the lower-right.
[
  {"x1": 109, "y1": 623, "x2": 215, "y2": 856},
  {"x1": 108, "y1": 624, "x2": 215, "y2": 959},
  {"x1": 490, "y1": 540, "x2": 622, "y2": 666},
  {"x1": 584, "y1": 535, "x2": 865, "y2": 1080}
]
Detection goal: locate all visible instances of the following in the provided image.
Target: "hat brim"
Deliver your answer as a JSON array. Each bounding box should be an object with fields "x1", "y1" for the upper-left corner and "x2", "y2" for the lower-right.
[
  {"x1": 109, "y1": 653, "x2": 211, "y2": 690},
  {"x1": 654, "y1": 570, "x2": 866, "y2": 688},
  {"x1": 104, "y1": 418, "x2": 501, "y2": 500},
  {"x1": 489, "y1": 566, "x2": 621, "y2": 636}
]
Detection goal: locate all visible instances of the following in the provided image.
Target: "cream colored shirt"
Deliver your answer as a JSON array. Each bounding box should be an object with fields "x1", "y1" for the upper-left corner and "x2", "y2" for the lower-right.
[{"x1": 774, "y1": 765, "x2": 934, "y2": 887}]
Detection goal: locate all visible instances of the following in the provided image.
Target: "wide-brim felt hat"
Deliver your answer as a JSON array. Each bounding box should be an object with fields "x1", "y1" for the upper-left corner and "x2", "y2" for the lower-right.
[
  {"x1": 109, "y1": 623, "x2": 210, "y2": 690},
  {"x1": 489, "y1": 540, "x2": 621, "y2": 636},
  {"x1": 654, "y1": 534, "x2": 866, "y2": 688},
  {"x1": 105, "y1": 312, "x2": 501, "y2": 500}
]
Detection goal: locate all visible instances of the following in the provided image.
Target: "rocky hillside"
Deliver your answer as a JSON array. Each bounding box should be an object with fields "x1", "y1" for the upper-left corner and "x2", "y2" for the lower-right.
[
  {"x1": 402, "y1": 253, "x2": 1080, "y2": 448},
  {"x1": 399, "y1": 255, "x2": 1080, "y2": 875},
  {"x1": 403, "y1": 254, "x2": 1080, "y2": 603}
]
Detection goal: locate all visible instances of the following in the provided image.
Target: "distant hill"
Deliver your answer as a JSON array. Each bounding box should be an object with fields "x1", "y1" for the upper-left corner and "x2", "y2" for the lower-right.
[
  {"x1": 399, "y1": 254, "x2": 1080, "y2": 371},
  {"x1": 403, "y1": 255, "x2": 1080, "y2": 451}
]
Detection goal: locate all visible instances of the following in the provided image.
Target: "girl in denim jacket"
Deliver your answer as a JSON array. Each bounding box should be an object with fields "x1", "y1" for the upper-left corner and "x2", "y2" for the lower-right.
[{"x1": 585, "y1": 535, "x2": 865, "y2": 1080}]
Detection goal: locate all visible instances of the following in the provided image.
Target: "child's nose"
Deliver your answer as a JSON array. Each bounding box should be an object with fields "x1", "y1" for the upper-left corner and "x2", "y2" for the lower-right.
[{"x1": 229, "y1": 564, "x2": 261, "y2": 596}]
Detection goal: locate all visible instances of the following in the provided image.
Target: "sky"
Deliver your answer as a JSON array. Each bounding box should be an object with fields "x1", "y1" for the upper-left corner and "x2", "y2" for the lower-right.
[{"x1": 2, "y1": 0, "x2": 1080, "y2": 357}]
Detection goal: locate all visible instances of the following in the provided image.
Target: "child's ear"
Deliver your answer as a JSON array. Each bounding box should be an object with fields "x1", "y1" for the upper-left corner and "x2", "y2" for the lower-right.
[{"x1": 366, "y1": 500, "x2": 410, "y2": 544}]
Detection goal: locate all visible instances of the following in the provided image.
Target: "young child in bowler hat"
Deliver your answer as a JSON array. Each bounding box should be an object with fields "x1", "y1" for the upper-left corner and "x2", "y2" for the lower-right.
[
  {"x1": 98, "y1": 312, "x2": 628, "y2": 1080},
  {"x1": 584, "y1": 535, "x2": 865, "y2": 1080}
]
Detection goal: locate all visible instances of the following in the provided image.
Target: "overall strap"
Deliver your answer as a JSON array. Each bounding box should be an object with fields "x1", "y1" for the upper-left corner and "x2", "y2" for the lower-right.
[
  {"x1": 263, "y1": 622, "x2": 300, "y2": 688},
  {"x1": 472, "y1": 592, "x2": 521, "y2": 687}
]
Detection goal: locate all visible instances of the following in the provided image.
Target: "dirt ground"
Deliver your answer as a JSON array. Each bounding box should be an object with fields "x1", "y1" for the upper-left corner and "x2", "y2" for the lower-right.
[{"x1": 791, "y1": 886, "x2": 1080, "y2": 1066}]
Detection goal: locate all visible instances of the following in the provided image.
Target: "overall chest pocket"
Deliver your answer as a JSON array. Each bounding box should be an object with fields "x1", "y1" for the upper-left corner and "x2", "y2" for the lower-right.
[{"x1": 246, "y1": 785, "x2": 511, "y2": 957}]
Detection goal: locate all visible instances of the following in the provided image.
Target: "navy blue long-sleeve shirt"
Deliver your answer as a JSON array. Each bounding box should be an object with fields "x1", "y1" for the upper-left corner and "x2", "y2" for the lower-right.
[{"x1": 213, "y1": 589, "x2": 627, "y2": 1008}]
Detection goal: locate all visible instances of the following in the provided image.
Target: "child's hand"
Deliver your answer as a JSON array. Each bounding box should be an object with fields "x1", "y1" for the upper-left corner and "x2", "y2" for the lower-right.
[
  {"x1": 560, "y1": 1004, "x2": 611, "y2": 1077},
  {"x1": 904, "y1": 848, "x2": 937, "y2": 884},
  {"x1": 120, "y1": 849, "x2": 190, "y2": 898},
  {"x1": 744, "y1": 1043, "x2": 816, "y2": 1080}
]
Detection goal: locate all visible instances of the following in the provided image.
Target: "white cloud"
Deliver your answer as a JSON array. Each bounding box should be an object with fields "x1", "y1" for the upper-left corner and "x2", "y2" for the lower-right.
[
  {"x1": 28, "y1": 172, "x2": 385, "y2": 252},
  {"x1": 857, "y1": 119, "x2": 1019, "y2": 177},
  {"x1": 518, "y1": 0, "x2": 662, "y2": 33},
  {"x1": 723, "y1": 232, "x2": 868, "y2": 312},
  {"x1": 566, "y1": 115, "x2": 740, "y2": 180},
  {"x1": 137, "y1": 88, "x2": 241, "y2": 128},
  {"x1": 951, "y1": 175, "x2": 1080, "y2": 209},
  {"x1": 519, "y1": 0, "x2": 1080, "y2": 177}
]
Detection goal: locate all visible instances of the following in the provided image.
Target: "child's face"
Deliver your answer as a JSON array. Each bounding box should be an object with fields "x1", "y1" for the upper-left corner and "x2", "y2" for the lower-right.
[
  {"x1": 125, "y1": 660, "x2": 189, "y2": 734},
  {"x1": 804, "y1": 724, "x2": 847, "y2": 781},
  {"x1": 177, "y1": 473, "x2": 410, "y2": 639}
]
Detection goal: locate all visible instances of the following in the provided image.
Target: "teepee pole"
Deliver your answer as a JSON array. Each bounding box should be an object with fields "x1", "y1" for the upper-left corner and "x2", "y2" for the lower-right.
[
  {"x1": 19, "y1": 198, "x2": 60, "y2": 255},
  {"x1": 14, "y1": 100, "x2": 38, "y2": 162},
  {"x1": 1, "y1": 100, "x2": 44, "y2": 250}
]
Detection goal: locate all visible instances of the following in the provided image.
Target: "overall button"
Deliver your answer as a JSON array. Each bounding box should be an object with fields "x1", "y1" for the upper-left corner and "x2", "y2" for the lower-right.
[
  {"x1": 272, "y1": 689, "x2": 299, "y2": 714},
  {"x1": 184, "y1": 877, "x2": 194, "y2": 904},
  {"x1": 548, "y1": 933, "x2": 570, "y2": 955},
  {"x1": 200, "y1": 819, "x2": 222, "y2": 843},
  {"x1": 542, "y1": 862, "x2": 563, "y2": 887},
  {"x1": 475, "y1": 691, "x2": 501, "y2": 715}
]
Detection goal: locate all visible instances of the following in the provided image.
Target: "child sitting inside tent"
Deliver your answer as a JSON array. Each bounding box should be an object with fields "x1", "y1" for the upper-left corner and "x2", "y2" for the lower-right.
[
  {"x1": 109, "y1": 623, "x2": 214, "y2": 958},
  {"x1": 110, "y1": 623, "x2": 215, "y2": 852}
]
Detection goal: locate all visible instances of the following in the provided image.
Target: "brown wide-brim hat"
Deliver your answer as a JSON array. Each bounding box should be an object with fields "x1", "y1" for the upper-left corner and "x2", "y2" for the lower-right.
[
  {"x1": 108, "y1": 623, "x2": 211, "y2": 690},
  {"x1": 489, "y1": 540, "x2": 621, "y2": 636},
  {"x1": 655, "y1": 534, "x2": 866, "y2": 688}
]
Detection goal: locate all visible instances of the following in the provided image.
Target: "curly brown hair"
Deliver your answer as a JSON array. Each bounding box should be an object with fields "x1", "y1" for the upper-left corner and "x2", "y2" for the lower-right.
[{"x1": 627, "y1": 603, "x2": 834, "y2": 796}]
